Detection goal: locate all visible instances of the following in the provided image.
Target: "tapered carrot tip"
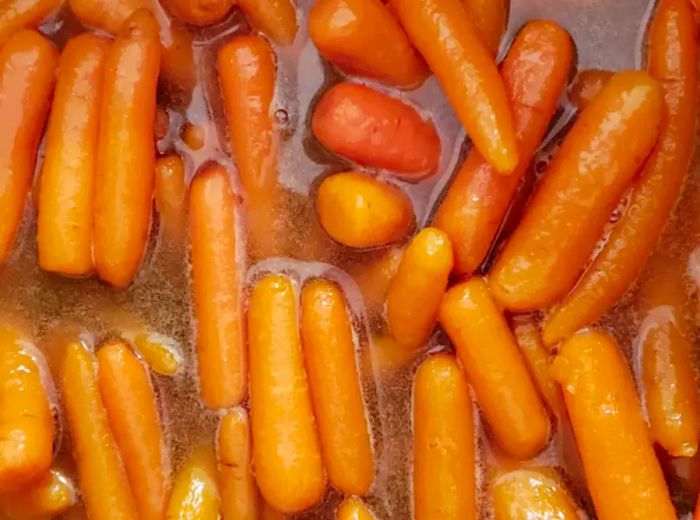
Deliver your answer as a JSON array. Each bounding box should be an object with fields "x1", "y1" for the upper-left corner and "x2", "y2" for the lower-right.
[
  {"x1": 0, "y1": 468, "x2": 77, "y2": 519},
  {"x1": 337, "y1": 497, "x2": 376, "y2": 520}
]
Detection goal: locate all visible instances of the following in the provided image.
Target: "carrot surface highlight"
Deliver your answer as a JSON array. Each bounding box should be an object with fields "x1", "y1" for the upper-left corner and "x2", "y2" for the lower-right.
[
  {"x1": 491, "y1": 469, "x2": 579, "y2": 520},
  {"x1": 166, "y1": 446, "x2": 220, "y2": 520},
  {"x1": 0, "y1": 468, "x2": 77, "y2": 519}
]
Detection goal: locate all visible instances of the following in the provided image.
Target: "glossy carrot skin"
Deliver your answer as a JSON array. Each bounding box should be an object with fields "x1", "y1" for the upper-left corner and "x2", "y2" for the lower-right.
[
  {"x1": 37, "y1": 34, "x2": 109, "y2": 276},
  {"x1": 166, "y1": 446, "x2": 220, "y2": 520},
  {"x1": 552, "y1": 331, "x2": 676, "y2": 520},
  {"x1": 569, "y1": 69, "x2": 613, "y2": 111},
  {"x1": 94, "y1": 9, "x2": 160, "y2": 288},
  {"x1": 543, "y1": 0, "x2": 698, "y2": 345},
  {"x1": 434, "y1": 20, "x2": 573, "y2": 274},
  {"x1": 489, "y1": 71, "x2": 663, "y2": 312},
  {"x1": 461, "y1": 0, "x2": 506, "y2": 55},
  {"x1": 247, "y1": 275, "x2": 326, "y2": 513},
  {"x1": 337, "y1": 497, "x2": 376, "y2": 520},
  {"x1": 491, "y1": 469, "x2": 579, "y2": 520},
  {"x1": 132, "y1": 332, "x2": 183, "y2": 376},
  {"x1": 237, "y1": 0, "x2": 298, "y2": 46},
  {"x1": 68, "y1": 0, "x2": 149, "y2": 34},
  {"x1": 0, "y1": 30, "x2": 57, "y2": 264},
  {"x1": 413, "y1": 354, "x2": 476, "y2": 520},
  {"x1": 390, "y1": 0, "x2": 518, "y2": 173},
  {"x1": 312, "y1": 83, "x2": 441, "y2": 177},
  {"x1": 155, "y1": 154, "x2": 187, "y2": 241},
  {"x1": 161, "y1": 0, "x2": 232, "y2": 25},
  {"x1": 0, "y1": 468, "x2": 76, "y2": 519},
  {"x1": 308, "y1": 0, "x2": 427, "y2": 88},
  {"x1": 0, "y1": 0, "x2": 61, "y2": 47}
]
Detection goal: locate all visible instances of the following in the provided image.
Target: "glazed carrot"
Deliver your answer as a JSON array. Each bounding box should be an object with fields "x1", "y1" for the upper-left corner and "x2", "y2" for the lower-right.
[
  {"x1": 301, "y1": 279, "x2": 374, "y2": 496},
  {"x1": 489, "y1": 71, "x2": 663, "y2": 312},
  {"x1": 247, "y1": 274, "x2": 326, "y2": 513},
  {"x1": 390, "y1": 0, "x2": 518, "y2": 173},
  {"x1": 552, "y1": 331, "x2": 676, "y2": 520},
  {"x1": 37, "y1": 34, "x2": 109, "y2": 276},
  {"x1": 316, "y1": 172, "x2": 414, "y2": 248},
  {"x1": 67, "y1": 0, "x2": 149, "y2": 34},
  {"x1": 217, "y1": 408, "x2": 259, "y2": 520},
  {"x1": 413, "y1": 354, "x2": 476, "y2": 520},
  {"x1": 155, "y1": 154, "x2": 187, "y2": 241},
  {"x1": 386, "y1": 228, "x2": 453, "y2": 350},
  {"x1": 0, "y1": 30, "x2": 57, "y2": 265},
  {"x1": 190, "y1": 163, "x2": 246, "y2": 409},
  {"x1": 161, "y1": 0, "x2": 232, "y2": 25},
  {"x1": 182, "y1": 122, "x2": 205, "y2": 150},
  {"x1": 94, "y1": 9, "x2": 160, "y2": 288},
  {"x1": 237, "y1": 0, "x2": 298, "y2": 45},
  {"x1": 462, "y1": 0, "x2": 507, "y2": 56},
  {"x1": 312, "y1": 83, "x2": 441, "y2": 177},
  {"x1": 350, "y1": 247, "x2": 403, "y2": 313},
  {"x1": 491, "y1": 469, "x2": 579, "y2": 520},
  {"x1": 132, "y1": 332, "x2": 183, "y2": 376},
  {"x1": 433, "y1": 20, "x2": 573, "y2": 274},
  {"x1": 0, "y1": 328, "x2": 53, "y2": 492},
  {"x1": 0, "y1": 468, "x2": 76, "y2": 519},
  {"x1": 61, "y1": 342, "x2": 138, "y2": 520},
  {"x1": 166, "y1": 446, "x2": 220, "y2": 520},
  {"x1": 308, "y1": 0, "x2": 427, "y2": 88},
  {"x1": 337, "y1": 497, "x2": 376, "y2": 520},
  {"x1": 438, "y1": 278, "x2": 549, "y2": 459},
  {"x1": 569, "y1": 69, "x2": 613, "y2": 111},
  {"x1": 543, "y1": 0, "x2": 698, "y2": 345},
  {"x1": 0, "y1": 0, "x2": 61, "y2": 47}
]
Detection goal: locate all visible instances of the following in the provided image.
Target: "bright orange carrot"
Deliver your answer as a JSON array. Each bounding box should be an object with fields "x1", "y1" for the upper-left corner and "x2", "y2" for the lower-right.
[
  {"x1": 182, "y1": 122, "x2": 205, "y2": 150},
  {"x1": 390, "y1": 0, "x2": 518, "y2": 173},
  {"x1": 433, "y1": 20, "x2": 573, "y2": 274},
  {"x1": 301, "y1": 279, "x2": 374, "y2": 496},
  {"x1": 438, "y1": 278, "x2": 549, "y2": 459},
  {"x1": 543, "y1": 0, "x2": 698, "y2": 345},
  {"x1": 0, "y1": 468, "x2": 77, "y2": 519},
  {"x1": 552, "y1": 331, "x2": 676, "y2": 520},
  {"x1": 0, "y1": 30, "x2": 57, "y2": 264},
  {"x1": 461, "y1": 0, "x2": 507, "y2": 55},
  {"x1": 166, "y1": 446, "x2": 220, "y2": 520},
  {"x1": 161, "y1": 0, "x2": 232, "y2": 25},
  {"x1": 0, "y1": 0, "x2": 61, "y2": 47},
  {"x1": 312, "y1": 83, "x2": 441, "y2": 177},
  {"x1": 236, "y1": 0, "x2": 298, "y2": 45},
  {"x1": 337, "y1": 497, "x2": 376, "y2": 520},
  {"x1": 413, "y1": 354, "x2": 476, "y2": 520},
  {"x1": 247, "y1": 274, "x2": 326, "y2": 513},
  {"x1": 132, "y1": 332, "x2": 183, "y2": 376},
  {"x1": 569, "y1": 69, "x2": 613, "y2": 111},
  {"x1": 155, "y1": 154, "x2": 187, "y2": 241},
  {"x1": 67, "y1": 0, "x2": 149, "y2": 34},
  {"x1": 489, "y1": 71, "x2": 663, "y2": 312},
  {"x1": 491, "y1": 469, "x2": 579, "y2": 520}
]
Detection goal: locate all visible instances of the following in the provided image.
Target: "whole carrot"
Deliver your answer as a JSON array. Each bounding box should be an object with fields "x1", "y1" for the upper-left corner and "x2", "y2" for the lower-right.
[
  {"x1": 0, "y1": 0, "x2": 61, "y2": 47},
  {"x1": 68, "y1": 0, "x2": 149, "y2": 34},
  {"x1": 0, "y1": 468, "x2": 76, "y2": 519},
  {"x1": 237, "y1": 0, "x2": 298, "y2": 46},
  {"x1": 166, "y1": 446, "x2": 220, "y2": 520},
  {"x1": 461, "y1": 0, "x2": 506, "y2": 55},
  {"x1": 491, "y1": 469, "x2": 579, "y2": 520}
]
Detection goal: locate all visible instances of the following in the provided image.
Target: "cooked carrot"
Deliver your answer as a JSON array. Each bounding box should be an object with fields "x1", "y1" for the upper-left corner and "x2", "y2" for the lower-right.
[
  {"x1": 433, "y1": 20, "x2": 573, "y2": 274},
  {"x1": 182, "y1": 122, "x2": 205, "y2": 150},
  {"x1": 489, "y1": 71, "x2": 663, "y2": 312},
  {"x1": 438, "y1": 278, "x2": 549, "y2": 459},
  {"x1": 61, "y1": 342, "x2": 138, "y2": 520},
  {"x1": 217, "y1": 408, "x2": 259, "y2": 520},
  {"x1": 316, "y1": 172, "x2": 414, "y2": 248},
  {"x1": 0, "y1": 30, "x2": 57, "y2": 265},
  {"x1": 94, "y1": 9, "x2": 160, "y2": 288},
  {"x1": 166, "y1": 446, "x2": 220, "y2": 520},
  {"x1": 386, "y1": 228, "x2": 453, "y2": 350},
  {"x1": 542, "y1": 0, "x2": 698, "y2": 345},
  {"x1": 569, "y1": 69, "x2": 613, "y2": 111},
  {"x1": 301, "y1": 279, "x2": 374, "y2": 496},
  {"x1": 390, "y1": 0, "x2": 517, "y2": 173},
  {"x1": 0, "y1": 468, "x2": 76, "y2": 519},
  {"x1": 0, "y1": 0, "x2": 61, "y2": 47},
  {"x1": 312, "y1": 83, "x2": 441, "y2": 177},
  {"x1": 160, "y1": 22, "x2": 196, "y2": 102},
  {"x1": 37, "y1": 34, "x2": 108, "y2": 276},
  {"x1": 155, "y1": 154, "x2": 187, "y2": 241},
  {"x1": 236, "y1": 0, "x2": 298, "y2": 46},
  {"x1": 190, "y1": 163, "x2": 246, "y2": 409},
  {"x1": 337, "y1": 497, "x2": 376, "y2": 520},
  {"x1": 67, "y1": 0, "x2": 149, "y2": 34},
  {"x1": 132, "y1": 332, "x2": 183, "y2": 376},
  {"x1": 552, "y1": 330, "x2": 676, "y2": 520},
  {"x1": 413, "y1": 354, "x2": 476, "y2": 520},
  {"x1": 363, "y1": 333, "x2": 422, "y2": 376},
  {"x1": 161, "y1": 0, "x2": 232, "y2": 25},
  {"x1": 247, "y1": 274, "x2": 326, "y2": 513},
  {"x1": 461, "y1": 0, "x2": 507, "y2": 55},
  {"x1": 0, "y1": 328, "x2": 53, "y2": 492},
  {"x1": 350, "y1": 247, "x2": 403, "y2": 313},
  {"x1": 308, "y1": 0, "x2": 427, "y2": 88}
]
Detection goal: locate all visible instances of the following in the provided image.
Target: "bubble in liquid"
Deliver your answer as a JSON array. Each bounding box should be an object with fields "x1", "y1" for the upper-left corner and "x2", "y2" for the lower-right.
[{"x1": 274, "y1": 109, "x2": 290, "y2": 128}]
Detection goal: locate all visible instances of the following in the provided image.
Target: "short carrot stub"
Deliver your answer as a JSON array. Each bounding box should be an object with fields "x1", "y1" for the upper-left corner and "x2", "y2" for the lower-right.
[
  {"x1": 155, "y1": 154, "x2": 187, "y2": 242},
  {"x1": 569, "y1": 69, "x2": 613, "y2": 111},
  {"x1": 67, "y1": 0, "x2": 149, "y2": 34},
  {"x1": 337, "y1": 497, "x2": 376, "y2": 520},
  {"x1": 161, "y1": 0, "x2": 233, "y2": 25},
  {"x1": 491, "y1": 469, "x2": 579, "y2": 520},
  {"x1": 132, "y1": 332, "x2": 183, "y2": 377},
  {"x1": 166, "y1": 446, "x2": 220, "y2": 520},
  {"x1": 461, "y1": 0, "x2": 507, "y2": 55},
  {"x1": 237, "y1": 0, "x2": 298, "y2": 46},
  {"x1": 0, "y1": 0, "x2": 61, "y2": 47},
  {"x1": 0, "y1": 468, "x2": 77, "y2": 519}
]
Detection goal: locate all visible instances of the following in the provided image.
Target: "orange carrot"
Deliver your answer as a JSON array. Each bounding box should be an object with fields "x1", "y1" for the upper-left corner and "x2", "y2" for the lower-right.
[
  {"x1": 166, "y1": 446, "x2": 220, "y2": 519},
  {"x1": 569, "y1": 69, "x2": 613, "y2": 111},
  {"x1": 161, "y1": 0, "x2": 232, "y2": 25},
  {"x1": 236, "y1": 0, "x2": 298, "y2": 46},
  {"x1": 349, "y1": 247, "x2": 403, "y2": 313},
  {"x1": 131, "y1": 332, "x2": 183, "y2": 377},
  {"x1": 67, "y1": 0, "x2": 149, "y2": 34},
  {"x1": 155, "y1": 154, "x2": 187, "y2": 242},
  {"x1": 337, "y1": 497, "x2": 376, "y2": 520},
  {"x1": 461, "y1": 0, "x2": 507, "y2": 55},
  {"x1": 0, "y1": 468, "x2": 77, "y2": 519},
  {"x1": 182, "y1": 122, "x2": 205, "y2": 150},
  {"x1": 0, "y1": 0, "x2": 61, "y2": 47},
  {"x1": 159, "y1": 22, "x2": 196, "y2": 103}
]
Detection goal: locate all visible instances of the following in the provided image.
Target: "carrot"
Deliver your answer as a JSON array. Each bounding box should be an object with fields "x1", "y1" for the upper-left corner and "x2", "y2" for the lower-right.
[
  {"x1": 182, "y1": 122, "x2": 205, "y2": 150},
  {"x1": 433, "y1": 20, "x2": 573, "y2": 274},
  {"x1": 61, "y1": 342, "x2": 138, "y2": 520},
  {"x1": 491, "y1": 469, "x2": 579, "y2": 520},
  {"x1": 160, "y1": 22, "x2": 196, "y2": 101},
  {"x1": 166, "y1": 446, "x2": 220, "y2": 520},
  {"x1": 67, "y1": 0, "x2": 149, "y2": 34},
  {"x1": 390, "y1": 0, "x2": 518, "y2": 173},
  {"x1": 337, "y1": 497, "x2": 376, "y2": 520},
  {"x1": 569, "y1": 69, "x2": 613, "y2": 111},
  {"x1": 363, "y1": 333, "x2": 422, "y2": 376},
  {"x1": 413, "y1": 354, "x2": 476, "y2": 520},
  {"x1": 94, "y1": 9, "x2": 160, "y2": 288},
  {"x1": 236, "y1": 0, "x2": 298, "y2": 46},
  {"x1": 301, "y1": 279, "x2": 374, "y2": 496},
  {"x1": 308, "y1": 0, "x2": 427, "y2": 88},
  {"x1": 37, "y1": 34, "x2": 108, "y2": 277},
  {"x1": 247, "y1": 274, "x2": 326, "y2": 513},
  {"x1": 316, "y1": 172, "x2": 414, "y2": 248},
  {"x1": 349, "y1": 247, "x2": 403, "y2": 313},
  {"x1": 0, "y1": 30, "x2": 57, "y2": 265},
  {"x1": 461, "y1": 0, "x2": 507, "y2": 56},
  {"x1": 552, "y1": 330, "x2": 676, "y2": 520},
  {"x1": 0, "y1": 468, "x2": 76, "y2": 519},
  {"x1": 438, "y1": 278, "x2": 549, "y2": 459},
  {"x1": 189, "y1": 163, "x2": 246, "y2": 409},
  {"x1": 155, "y1": 153, "x2": 187, "y2": 242},
  {"x1": 161, "y1": 0, "x2": 232, "y2": 25},
  {"x1": 386, "y1": 228, "x2": 453, "y2": 350},
  {"x1": 132, "y1": 331, "x2": 183, "y2": 376},
  {"x1": 542, "y1": 0, "x2": 698, "y2": 345},
  {"x1": 489, "y1": 71, "x2": 664, "y2": 312},
  {"x1": 312, "y1": 83, "x2": 441, "y2": 177},
  {"x1": 0, "y1": 0, "x2": 61, "y2": 47},
  {"x1": 261, "y1": 501, "x2": 288, "y2": 520}
]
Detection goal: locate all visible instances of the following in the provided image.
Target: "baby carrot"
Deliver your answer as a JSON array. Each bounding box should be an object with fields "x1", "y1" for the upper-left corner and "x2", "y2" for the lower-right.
[
  {"x1": 37, "y1": 34, "x2": 109, "y2": 276},
  {"x1": 0, "y1": 468, "x2": 76, "y2": 519},
  {"x1": 552, "y1": 330, "x2": 676, "y2": 520},
  {"x1": 0, "y1": 328, "x2": 53, "y2": 492},
  {"x1": 316, "y1": 172, "x2": 414, "y2": 248},
  {"x1": 61, "y1": 342, "x2": 138, "y2": 520},
  {"x1": 161, "y1": 0, "x2": 232, "y2": 25},
  {"x1": 182, "y1": 122, "x2": 205, "y2": 150},
  {"x1": 236, "y1": 0, "x2": 298, "y2": 46},
  {"x1": 301, "y1": 279, "x2": 374, "y2": 496},
  {"x1": 390, "y1": 0, "x2": 518, "y2": 173},
  {"x1": 386, "y1": 228, "x2": 453, "y2": 350},
  {"x1": 308, "y1": 0, "x2": 427, "y2": 88},
  {"x1": 461, "y1": 0, "x2": 507, "y2": 56},
  {"x1": 0, "y1": 30, "x2": 57, "y2": 265},
  {"x1": 491, "y1": 469, "x2": 579, "y2": 520},
  {"x1": 189, "y1": 163, "x2": 246, "y2": 409},
  {"x1": 248, "y1": 274, "x2": 326, "y2": 513},
  {"x1": 312, "y1": 83, "x2": 441, "y2": 177},
  {"x1": 0, "y1": 0, "x2": 61, "y2": 47},
  {"x1": 438, "y1": 278, "x2": 549, "y2": 459},
  {"x1": 569, "y1": 69, "x2": 613, "y2": 111},
  {"x1": 132, "y1": 332, "x2": 183, "y2": 376},
  {"x1": 337, "y1": 497, "x2": 376, "y2": 520},
  {"x1": 155, "y1": 154, "x2": 187, "y2": 242},
  {"x1": 543, "y1": 0, "x2": 698, "y2": 345},
  {"x1": 489, "y1": 71, "x2": 663, "y2": 312},
  {"x1": 413, "y1": 354, "x2": 476, "y2": 520},
  {"x1": 94, "y1": 9, "x2": 160, "y2": 288},
  {"x1": 433, "y1": 20, "x2": 573, "y2": 274},
  {"x1": 166, "y1": 446, "x2": 220, "y2": 520},
  {"x1": 67, "y1": 0, "x2": 149, "y2": 34}
]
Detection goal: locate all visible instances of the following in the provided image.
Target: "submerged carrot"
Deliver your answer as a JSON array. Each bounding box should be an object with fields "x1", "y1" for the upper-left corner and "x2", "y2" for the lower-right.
[
  {"x1": 161, "y1": 0, "x2": 232, "y2": 25},
  {"x1": 0, "y1": 468, "x2": 76, "y2": 519},
  {"x1": 462, "y1": 0, "x2": 507, "y2": 55},
  {"x1": 160, "y1": 22, "x2": 196, "y2": 101},
  {"x1": 0, "y1": 0, "x2": 61, "y2": 47},
  {"x1": 491, "y1": 469, "x2": 579, "y2": 520},
  {"x1": 67, "y1": 0, "x2": 149, "y2": 34},
  {"x1": 337, "y1": 497, "x2": 376, "y2": 520},
  {"x1": 155, "y1": 154, "x2": 187, "y2": 241},
  {"x1": 350, "y1": 247, "x2": 403, "y2": 313},
  {"x1": 569, "y1": 69, "x2": 614, "y2": 111},
  {"x1": 236, "y1": 0, "x2": 298, "y2": 46},
  {"x1": 166, "y1": 446, "x2": 220, "y2": 520},
  {"x1": 132, "y1": 332, "x2": 183, "y2": 376}
]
